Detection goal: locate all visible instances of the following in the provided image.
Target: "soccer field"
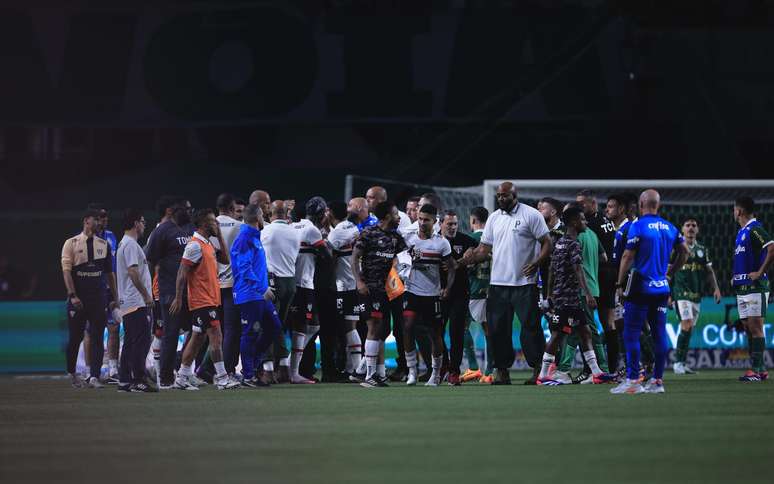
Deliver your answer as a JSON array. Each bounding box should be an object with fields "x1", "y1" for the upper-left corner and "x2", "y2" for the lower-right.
[{"x1": 1, "y1": 371, "x2": 772, "y2": 484}]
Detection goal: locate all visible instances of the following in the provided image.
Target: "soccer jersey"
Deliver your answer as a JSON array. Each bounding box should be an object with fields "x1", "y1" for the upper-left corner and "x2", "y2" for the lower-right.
[
  {"x1": 624, "y1": 214, "x2": 684, "y2": 297},
  {"x1": 442, "y1": 232, "x2": 477, "y2": 298},
  {"x1": 328, "y1": 220, "x2": 359, "y2": 292},
  {"x1": 672, "y1": 241, "x2": 712, "y2": 303},
  {"x1": 214, "y1": 215, "x2": 243, "y2": 289},
  {"x1": 539, "y1": 220, "x2": 565, "y2": 296},
  {"x1": 145, "y1": 220, "x2": 194, "y2": 299},
  {"x1": 732, "y1": 218, "x2": 773, "y2": 295},
  {"x1": 61, "y1": 233, "x2": 113, "y2": 299},
  {"x1": 262, "y1": 220, "x2": 300, "y2": 278},
  {"x1": 587, "y1": 213, "x2": 616, "y2": 266},
  {"x1": 181, "y1": 232, "x2": 221, "y2": 311},
  {"x1": 116, "y1": 234, "x2": 152, "y2": 314},
  {"x1": 550, "y1": 235, "x2": 583, "y2": 310},
  {"x1": 404, "y1": 232, "x2": 452, "y2": 297},
  {"x1": 577, "y1": 228, "x2": 603, "y2": 298},
  {"x1": 354, "y1": 225, "x2": 407, "y2": 296},
  {"x1": 293, "y1": 219, "x2": 325, "y2": 290},
  {"x1": 612, "y1": 218, "x2": 633, "y2": 267},
  {"x1": 468, "y1": 230, "x2": 491, "y2": 300}
]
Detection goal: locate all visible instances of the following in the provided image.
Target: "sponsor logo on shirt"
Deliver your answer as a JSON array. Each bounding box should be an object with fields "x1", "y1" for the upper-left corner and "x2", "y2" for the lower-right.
[
  {"x1": 735, "y1": 245, "x2": 746, "y2": 255},
  {"x1": 648, "y1": 280, "x2": 669, "y2": 288},
  {"x1": 647, "y1": 222, "x2": 671, "y2": 231},
  {"x1": 375, "y1": 251, "x2": 395, "y2": 258}
]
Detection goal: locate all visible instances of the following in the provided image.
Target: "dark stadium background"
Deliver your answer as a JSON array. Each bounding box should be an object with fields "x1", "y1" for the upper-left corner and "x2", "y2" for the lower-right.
[{"x1": 2, "y1": 0, "x2": 774, "y2": 299}]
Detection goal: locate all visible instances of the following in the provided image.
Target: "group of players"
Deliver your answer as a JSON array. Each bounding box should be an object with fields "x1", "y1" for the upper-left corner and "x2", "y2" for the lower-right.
[{"x1": 60, "y1": 183, "x2": 773, "y2": 393}]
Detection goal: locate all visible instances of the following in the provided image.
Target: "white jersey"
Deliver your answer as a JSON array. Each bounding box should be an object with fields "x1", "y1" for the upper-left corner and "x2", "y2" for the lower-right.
[
  {"x1": 116, "y1": 234, "x2": 152, "y2": 314},
  {"x1": 397, "y1": 219, "x2": 441, "y2": 280},
  {"x1": 262, "y1": 220, "x2": 301, "y2": 278},
  {"x1": 213, "y1": 215, "x2": 242, "y2": 288},
  {"x1": 293, "y1": 218, "x2": 324, "y2": 289},
  {"x1": 328, "y1": 220, "x2": 359, "y2": 292},
  {"x1": 404, "y1": 232, "x2": 451, "y2": 297}
]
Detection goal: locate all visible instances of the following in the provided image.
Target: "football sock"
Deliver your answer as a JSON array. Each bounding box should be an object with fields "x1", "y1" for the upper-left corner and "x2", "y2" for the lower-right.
[
  {"x1": 538, "y1": 353, "x2": 555, "y2": 380},
  {"x1": 405, "y1": 350, "x2": 418, "y2": 369},
  {"x1": 676, "y1": 328, "x2": 692, "y2": 363},
  {"x1": 377, "y1": 364, "x2": 386, "y2": 378},
  {"x1": 751, "y1": 337, "x2": 766, "y2": 373},
  {"x1": 179, "y1": 364, "x2": 193, "y2": 377},
  {"x1": 365, "y1": 339, "x2": 379, "y2": 379},
  {"x1": 584, "y1": 350, "x2": 603, "y2": 375},
  {"x1": 345, "y1": 330, "x2": 362, "y2": 373},
  {"x1": 290, "y1": 331, "x2": 306, "y2": 378},
  {"x1": 214, "y1": 361, "x2": 226, "y2": 378},
  {"x1": 463, "y1": 327, "x2": 478, "y2": 370}
]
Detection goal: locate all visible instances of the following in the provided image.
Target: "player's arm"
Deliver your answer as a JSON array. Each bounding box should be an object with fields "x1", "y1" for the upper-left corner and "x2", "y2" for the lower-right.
[
  {"x1": 61, "y1": 239, "x2": 82, "y2": 309},
  {"x1": 598, "y1": 243, "x2": 608, "y2": 264},
  {"x1": 127, "y1": 265, "x2": 153, "y2": 306},
  {"x1": 460, "y1": 243, "x2": 491, "y2": 266},
  {"x1": 749, "y1": 230, "x2": 774, "y2": 281},
  {"x1": 351, "y1": 244, "x2": 368, "y2": 296},
  {"x1": 616, "y1": 249, "x2": 635, "y2": 289},
  {"x1": 667, "y1": 243, "x2": 690, "y2": 280},
  {"x1": 169, "y1": 263, "x2": 191, "y2": 315},
  {"x1": 213, "y1": 226, "x2": 230, "y2": 265},
  {"x1": 545, "y1": 262, "x2": 555, "y2": 308},
  {"x1": 441, "y1": 255, "x2": 456, "y2": 300},
  {"x1": 103, "y1": 247, "x2": 118, "y2": 310},
  {"x1": 574, "y1": 262, "x2": 596, "y2": 309},
  {"x1": 315, "y1": 239, "x2": 332, "y2": 261},
  {"x1": 523, "y1": 234, "x2": 553, "y2": 277}
]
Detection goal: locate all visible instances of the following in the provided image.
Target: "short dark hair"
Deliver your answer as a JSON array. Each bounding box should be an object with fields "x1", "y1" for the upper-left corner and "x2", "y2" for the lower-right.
[
  {"x1": 419, "y1": 204, "x2": 438, "y2": 217},
  {"x1": 565, "y1": 201, "x2": 583, "y2": 211},
  {"x1": 408, "y1": 196, "x2": 421, "y2": 204},
  {"x1": 623, "y1": 192, "x2": 638, "y2": 209},
  {"x1": 682, "y1": 217, "x2": 699, "y2": 226},
  {"x1": 216, "y1": 193, "x2": 235, "y2": 212},
  {"x1": 374, "y1": 200, "x2": 396, "y2": 220},
  {"x1": 82, "y1": 208, "x2": 101, "y2": 222},
  {"x1": 562, "y1": 206, "x2": 584, "y2": 225},
  {"x1": 419, "y1": 192, "x2": 443, "y2": 210},
  {"x1": 441, "y1": 209, "x2": 458, "y2": 221},
  {"x1": 193, "y1": 208, "x2": 214, "y2": 228},
  {"x1": 576, "y1": 189, "x2": 595, "y2": 199},
  {"x1": 539, "y1": 197, "x2": 562, "y2": 213},
  {"x1": 234, "y1": 198, "x2": 246, "y2": 206},
  {"x1": 329, "y1": 200, "x2": 348, "y2": 222},
  {"x1": 122, "y1": 208, "x2": 144, "y2": 231},
  {"x1": 244, "y1": 204, "x2": 262, "y2": 224},
  {"x1": 155, "y1": 195, "x2": 178, "y2": 217},
  {"x1": 470, "y1": 206, "x2": 489, "y2": 224},
  {"x1": 607, "y1": 193, "x2": 627, "y2": 208},
  {"x1": 735, "y1": 196, "x2": 755, "y2": 215}
]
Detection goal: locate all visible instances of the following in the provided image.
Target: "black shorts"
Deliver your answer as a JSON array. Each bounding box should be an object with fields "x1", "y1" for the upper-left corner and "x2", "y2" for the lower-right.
[
  {"x1": 289, "y1": 287, "x2": 317, "y2": 322},
  {"x1": 548, "y1": 307, "x2": 587, "y2": 334},
  {"x1": 598, "y1": 265, "x2": 617, "y2": 311},
  {"x1": 403, "y1": 292, "x2": 443, "y2": 326},
  {"x1": 359, "y1": 291, "x2": 391, "y2": 320},
  {"x1": 336, "y1": 290, "x2": 361, "y2": 321},
  {"x1": 191, "y1": 306, "x2": 221, "y2": 333}
]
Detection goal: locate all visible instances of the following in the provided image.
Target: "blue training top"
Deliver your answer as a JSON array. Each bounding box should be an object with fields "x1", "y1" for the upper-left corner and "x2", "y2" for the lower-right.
[
  {"x1": 357, "y1": 214, "x2": 378, "y2": 231},
  {"x1": 624, "y1": 214, "x2": 683, "y2": 296},
  {"x1": 230, "y1": 224, "x2": 269, "y2": 305}
]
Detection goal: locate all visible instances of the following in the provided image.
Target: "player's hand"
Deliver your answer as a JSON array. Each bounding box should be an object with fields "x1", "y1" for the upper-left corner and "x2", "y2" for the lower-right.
[
  {"x1": 459, "y1": 249, "x2": 474, "y2": 267},
  {"x1": 667, "y1": 296, "x2": 673, "y2": 307},
  {"x1": 440, "y1": 288, "x2": 450, "y2": 300},
  {"x1": 748, "y1": 271, "x2": 762, "y2": 281},
  {"x1": 108, "y1": 301, "x2": 118, "y2": 312},
  {"x1": 263, "y1": 287, "x2": 275, "y2": 301},
  {"x1": 169, "y1": 297, "x2": 182, "y2": 315},
  {"x1": 144, "y1": 295, "x2": 154, "y2": 308},
  {"x1": 615, "y1": 287, "x2": 623, "y2": 305},
  {"x1": 69, "y1": 295, "x2": 83, "y2": 310},
  {"x1": 521, "y1": 262, "x2": 538, "y2": 277},
  {"x1": 713, "y1": 288, "x2": 722, "y2": 304},
  {"x1": 585, "y1": 294, "x2": 597, "y2": 309},
  {"x1": 356, "y1": 280, "x2": 369, "y2": 296}
]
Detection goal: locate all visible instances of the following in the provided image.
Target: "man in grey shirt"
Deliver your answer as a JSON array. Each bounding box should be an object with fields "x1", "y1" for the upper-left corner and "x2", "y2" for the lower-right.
[{"x1": 116, "y1": 209, "x2": 155, "y2": 392}]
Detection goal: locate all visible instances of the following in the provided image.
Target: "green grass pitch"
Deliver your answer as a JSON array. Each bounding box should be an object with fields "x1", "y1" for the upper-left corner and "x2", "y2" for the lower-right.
[{"x1": 1, "y1": 370, "x2": 772, "y2": 484}]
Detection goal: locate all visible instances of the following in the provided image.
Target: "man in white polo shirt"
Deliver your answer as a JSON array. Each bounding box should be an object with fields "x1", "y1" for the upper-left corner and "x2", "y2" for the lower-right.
[{"x1": 460, "y1": 182, "x2": 553, "y2": 385}]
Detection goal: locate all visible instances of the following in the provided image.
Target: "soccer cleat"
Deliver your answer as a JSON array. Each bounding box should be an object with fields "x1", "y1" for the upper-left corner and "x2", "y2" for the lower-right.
[
  {"x1": 425, "y1": 372, "x2": 441, "y2": 387},
  {"x1": 69, "y1": 373, "x2": 84, "y2": 389},
  {"x1": 189, "y1": 374, "x2": 207, "y2": 387},
  {"x1": 406, "y1": 367, "x2": 418, "y2": 386},
  {"x1": 215, "y1": 375, "x2": 241, "y2": 390},
  {"x1": 492, "y1": 369, "x2": 512, "y2": 385},
  {"x1": 739, "y1": 370, "x2": 762, "y2": 382},
  {"x1": 88, "y1": 377, "x2": 104, "y2": 389},
  {"x1": 673, "y1": 362, "x2": 686, "y2": 375},
  {"x1": 537, "y1": 378, "x2": 565, "y2": 386},
  {"x1": 642, "y1": 378, "x2": 665, "y2": 394},
  {"x1": 290, "y1": 375, "x2": 316, "y2": 384},
  {"x1": 573, "y1": 372, "x2": 593, "y2": 385},
  {"x1": 375, "y1": 375, "x2": 390, "y2": 387},
  {"x1": 610, "y1": 379, "x2": 645, "y2": 394},
  {"x1": 552, "y1": 371, "x2": 572, "y2": 385},
  {"x1": 758, "y1": 371, "x2": 769, "y2": 381},
  {"x1": 241, "y1": 376, "x2": 268, "y2": 388},
  {"x1": 461, "y1": 369, "x2": 482, "y2": 382},
  {"x1": 360, "y1": 376, "x2": 381, "y2": 388},
  {"x1": 117, "y1": 383, "x2": 132, "y2": 392},
  {"x1": 479, "y1": 374, "x2": 493, "y2": 384},
  {"x1": 683, "y1": 365, "x2": 697, "y2": 375},
  {"x1": 130, "y1": 383, "x2": 158, "y2": 393},
  {"x1": 349, "y1": 372, "x2": 365, "y2": 383},
  {"x1": 447, "y1": 373, "x2": 461, "y2": 386},
  {"x1": 106, "y1": 374, "x2": 120, "y2": 385},
  {"x1": 592, "y1": 373, "x2": 617, "y2": 384},
  {"x1": 173, "y1": 375, "x2": 199, "y2": 391}
]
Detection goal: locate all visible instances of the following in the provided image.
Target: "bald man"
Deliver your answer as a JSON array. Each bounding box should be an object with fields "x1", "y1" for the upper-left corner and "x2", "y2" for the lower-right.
[
  {"x1": 366, "y1": 186, "x2": 411, "y2": 229},
  {"x1": 249, "y1": 190, "x2": 271, "y2": 222},
  {"x1": 612, "y1": 189, "x2": 688, "y2": 395},
  {"x1": 460, "y1": 182, "x2": 552, "y2": 385}
]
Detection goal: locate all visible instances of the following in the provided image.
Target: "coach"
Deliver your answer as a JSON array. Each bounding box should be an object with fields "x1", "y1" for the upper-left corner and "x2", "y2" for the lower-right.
[{"x1": 460, "y1": 182, "x2": 552, "y2": 385}]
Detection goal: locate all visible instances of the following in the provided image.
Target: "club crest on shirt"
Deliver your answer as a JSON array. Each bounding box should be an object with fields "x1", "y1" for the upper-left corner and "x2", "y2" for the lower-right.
[
  {"x1": 372, "y1": 302, "x2": 380, "y2": 311},
  {"x1": 307, "y1": 303, "x2": 313, "y2": 312},
  {"x1": 697, "y1": 250, "x2": 704, "y2": 258},
  {"x1": 454, "y1": 245, "x2": 463, "y2": 254},
  {"x1": 209, "y1": 310, "x2": 217, "y2": 319}
]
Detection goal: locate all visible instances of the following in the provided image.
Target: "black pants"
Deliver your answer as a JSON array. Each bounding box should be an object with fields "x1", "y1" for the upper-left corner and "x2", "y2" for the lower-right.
[
  {"x1": 313, "y1": 287, "x2": 338, "y2": 377},
  {"x1": 159, "y1": 295, "x2": 192, "y2": 385},
  {"x1": 443, "y1": 295, "x2": 470, "y2": 375},
  {"x1": 486, "y1": 284, "x2": 544, "y2": 369},
  {"x1": 66, "y1": 296, "x2": 107, "y2": 378},
  {"x1": 265, "y1": 276, "x2": 294, "y2": 365},
  {"x1": 118, "y1": 307, "x2": 152, "y2": 384},
  {"x1": 220, "y1": 289, "x2": 241, "y2": 374}
]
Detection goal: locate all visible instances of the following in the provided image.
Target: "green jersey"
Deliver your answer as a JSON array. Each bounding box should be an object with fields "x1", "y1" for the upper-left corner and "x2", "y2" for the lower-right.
[
  {"x1": 468, "y1": 230, "x2": 490, "y2": 300},
  {"x1": 672, "y1": 241, "x2": 711, "y2": 303},
  {"x1": 578, "y1": 229, "x2": 602, "y2": 298}
]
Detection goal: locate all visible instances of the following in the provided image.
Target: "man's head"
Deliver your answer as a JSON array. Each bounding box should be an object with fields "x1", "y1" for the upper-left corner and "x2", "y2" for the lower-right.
[
  {"x1": 575, "y1": 189, "x2": 597, "y2": 217},
  {"x1": 244, "y1": 203, "x2": 264, "y2": 230},
  {"x1": 155, "y1": 195, "x2": 178, "y2": 219},
  {"x1": 122, "y1": 208, "x2": 147, "y2": 238},
  {"x1": 639, "y1": 189, "x2": 661, "y2": 215},
  {"x1": 417, "y1": 204, "x2": 437, "y2": 236},
  {"x1": 561, "y1": 205, "x2": 587, "y2": 233},
  {"x1": 328, "y1": 200, "x2": 348, "y2": 225},
  {"x1": 305, "y1": 196, "x2": 328, "y2": 225},
  {"x1": 270, "y1": 200, "x2": 287, "y2": 221},
  {"x1": 734, "y1": 196, "x2": 755, "y2": 222},
  {"x1": 249, "y1": 190, "x2": 271, "y2": 215},
  {"x1": 405, "y1": 196, "x2": 420, "y2": 222},
  {"x1": 605, "y1": 193, "x2": 627, "y2": 222},
  {"x1": 82, "y1": 209, "x2": 101, "y2": 234},
  {"x1": 495, "y1": 182, "x2": 517, "y2": 212},
  {"x1": 374, "y1": 200, "x2": 400, "y2": 230},
  {"x1": 348, "y1": 197, "x2": 369, "y2": 223},
  {"x1": 193, "y1": 208, "x2": 218, "y2": 236},
  {"x1": 234, "y1": 199, "x2": 246, "y2": 221},
  {"x1": 441, "y1": 210, "x2": 459, "y2": 238},
  {"x1": 87, "y1": 202, "x2": 108, "y2": 232},
  {"x1": 470, "y1": 206, "x2": 489, "y2": 230},
  {"x1": 682, "y1": 218, "x2": 699, "y2": 239},
  {"x1": 366, "y1": 186, "x2": 388, "y2": 212},
  {"x1": 216, "y1": 193, "x2": 236, "y2": 217},
  {"x1": 419, "y1": 192, "x2": 443, "y2": 212},
  {"x1": 172, "y1": 198, "x2": 192, "y2": 227},
  {"x1": 537, "y1": 197, "x2": 562, "y2": 225}
]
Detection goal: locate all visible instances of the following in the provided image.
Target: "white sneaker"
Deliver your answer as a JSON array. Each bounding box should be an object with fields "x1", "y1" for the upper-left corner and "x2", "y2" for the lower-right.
[
  {"x1": 578, "y1": 373, "x2": 594, "y2": 385},
  {"x1": 70, "y1": 373, "x2": 84, "y2": 388},
  {"x1": 215, "y1": 375, "x2": 240, "y2": 390},
  {"x1": 189, "y1": 374, "x2": 207, "y2": 387},
  {"x1": 228, "y1": 374, "x2": 242, "y2": 387},
  {"x1": 425, "y1": 371, "x2": 440, "y2": 387},
  {"x1": 88, "y1": 377, "x2": 104, "y2": 389},
  {"x1": 553, "y1": 370, "x2": 572, "y2": 384},
  {"x1": 673, "y1": 362, "x2": 685, "y2": 375},
  {"x1": 173, "y1": 375, "x2": 199, "y2": 391},
  {"x1": 406, "y1": 367, "x2": 417, "y2": 386},
  {"x1": 610, "y1": 378, "x2": 645, "y2": 394},
  {"x1": 642, "y1": 378, "x2": 665, "y2": 394}
]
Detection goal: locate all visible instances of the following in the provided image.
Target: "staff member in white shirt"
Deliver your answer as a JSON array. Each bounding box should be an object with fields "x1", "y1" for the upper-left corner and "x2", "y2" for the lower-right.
[
  {"x1": 214, "y1": 193, "x2": 243, "y2": 379},
  {"x1": 460, "y1": 182, "x2": 553, "y2": 385}
]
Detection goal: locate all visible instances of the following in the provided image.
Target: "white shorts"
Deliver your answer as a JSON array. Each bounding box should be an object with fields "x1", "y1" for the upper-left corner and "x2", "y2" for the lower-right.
[
  {"x1": 469, "y1": 299, "x2": 487, "y2": 323},
  {"x1": 676, "y1": 300, "x2": 700, "y2": 322},
  {"x1": 737, "y1": 292, "x2": 769, "y2": 319}
]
